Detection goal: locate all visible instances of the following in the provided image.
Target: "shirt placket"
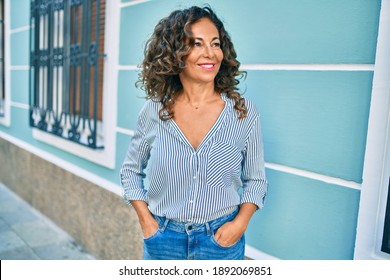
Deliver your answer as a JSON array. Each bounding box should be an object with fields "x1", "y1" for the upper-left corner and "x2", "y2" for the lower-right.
[{"x1": 188, "y1": 150, "x2": 200, "y2": 223}]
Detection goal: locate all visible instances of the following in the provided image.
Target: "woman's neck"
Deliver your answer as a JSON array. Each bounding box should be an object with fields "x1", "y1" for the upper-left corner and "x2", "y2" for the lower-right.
[{"x1": 179, "y1": 83, "x2": 217, "y2": 104}]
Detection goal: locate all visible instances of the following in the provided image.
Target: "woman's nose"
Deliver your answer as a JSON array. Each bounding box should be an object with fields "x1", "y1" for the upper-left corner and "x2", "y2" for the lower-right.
[{"x1": 203, "y1": 45, "x2": 215, "y2": 58}]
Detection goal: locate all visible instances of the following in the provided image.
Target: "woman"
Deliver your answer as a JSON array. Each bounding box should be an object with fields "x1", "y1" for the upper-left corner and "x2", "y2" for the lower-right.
[{"x1": 120, "y1": 6, "x2": 267, "y2": 260}]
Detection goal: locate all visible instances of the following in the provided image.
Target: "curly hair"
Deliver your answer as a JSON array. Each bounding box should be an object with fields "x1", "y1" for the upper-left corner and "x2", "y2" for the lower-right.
[{"x1": 136, "y1": 6, "x2": 247, "y2": 120}]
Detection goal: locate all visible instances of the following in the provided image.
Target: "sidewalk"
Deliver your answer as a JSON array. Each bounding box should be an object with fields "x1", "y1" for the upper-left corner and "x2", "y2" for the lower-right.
[{"x1": 0, "y1": 183, "x2": 95, "y2": 260}]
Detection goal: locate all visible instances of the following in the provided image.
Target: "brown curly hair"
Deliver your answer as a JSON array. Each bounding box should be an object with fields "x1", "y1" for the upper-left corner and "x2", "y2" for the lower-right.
[{"x1": 136, "y1": 6, "x2": 247, "y2": 120}]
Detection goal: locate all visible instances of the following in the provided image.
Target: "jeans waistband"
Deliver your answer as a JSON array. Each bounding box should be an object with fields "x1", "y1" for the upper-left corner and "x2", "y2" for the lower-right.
[{"x1": 153, "y1": 208, "x2": 239, "y2": 236}]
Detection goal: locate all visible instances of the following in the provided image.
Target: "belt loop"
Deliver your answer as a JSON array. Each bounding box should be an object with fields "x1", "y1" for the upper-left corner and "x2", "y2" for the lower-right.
[
  {"x1": 160, "y1": 218, "x2": 170, "y2": 233},
  {"x1": 205, "y1": 222, "x2": 212, "y2": 236}
]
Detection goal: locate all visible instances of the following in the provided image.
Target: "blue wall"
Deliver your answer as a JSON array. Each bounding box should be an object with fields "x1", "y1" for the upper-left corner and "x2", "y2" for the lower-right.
[
  {"x1": 120, "y1": 0, "x2": 379, "y2": 64},
  {"x1": 118, "y1": 0, "x2": 380, "y2": 260},
  {"x1": 0, "y1": 0, "x2": 381, "y2": 259}
]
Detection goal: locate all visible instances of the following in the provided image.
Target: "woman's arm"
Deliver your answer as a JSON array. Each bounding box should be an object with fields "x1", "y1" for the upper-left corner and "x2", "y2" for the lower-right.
[
  {"x1": 131, "y1": 200, "x2": 159, "y2": 238},
  {"x1": 120, "y1": 101, "x2": 160, "y2": 206}
]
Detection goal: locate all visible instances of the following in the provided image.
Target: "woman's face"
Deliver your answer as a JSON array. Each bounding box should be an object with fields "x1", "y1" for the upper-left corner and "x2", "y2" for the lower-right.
[{"x1": 179, "y1": 18, "x2": 223, "y2": 87}]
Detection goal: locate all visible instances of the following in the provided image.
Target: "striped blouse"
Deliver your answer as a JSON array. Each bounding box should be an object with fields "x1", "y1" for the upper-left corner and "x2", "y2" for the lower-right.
[{"x1": 120, "y1": 94, "x2": 267, "y2": 224}]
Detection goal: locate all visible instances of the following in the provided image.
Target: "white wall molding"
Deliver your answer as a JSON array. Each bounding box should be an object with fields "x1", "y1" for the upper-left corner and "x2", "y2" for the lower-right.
[
  {"x1": 245, "y1": 245, "x2": 279, "y2": 260},
  {"x1": 240, "y1": 64, "x2": 375, "y2": 71},
  {"x1": 9, "y1": 25, "x2": 31, "y2": 34},
  {"x1": 11, "y1": 102, "x2": 29, "y2": 110},
  {"x1": 118, "y1": 65, "x2": 140, "y2": 71},
  {"x1": 265, "y1": 163, "x2": 361, "y2": 190},
  {"x1": 10, "y1": 65, "x2": 29, "y2": 71},
  {"x1": 120, "y1": 0, "x2": 151, "y2": 8},
  {"x1": 116, "y1": 127, "x2": 134, "y2": 136}
]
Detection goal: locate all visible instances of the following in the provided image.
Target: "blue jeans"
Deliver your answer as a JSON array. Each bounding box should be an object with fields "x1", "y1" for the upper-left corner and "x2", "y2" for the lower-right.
[{"x1": 142, "y1": 209, "x2": 245, "y2": 260}]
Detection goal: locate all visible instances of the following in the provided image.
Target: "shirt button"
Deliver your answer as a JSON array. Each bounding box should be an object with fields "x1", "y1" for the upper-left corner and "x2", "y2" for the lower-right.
[
  {"x1": 193, "y1": 176, "x2": 196, "y2": 180},
  {"x1": 189, "y1": 200, "x2": 193, "y2": 203}
]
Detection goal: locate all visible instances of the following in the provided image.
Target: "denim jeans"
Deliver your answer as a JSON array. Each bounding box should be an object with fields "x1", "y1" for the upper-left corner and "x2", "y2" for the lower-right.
[{"x1": 142, "y1": 208, "x2": 245, "y2": 260}]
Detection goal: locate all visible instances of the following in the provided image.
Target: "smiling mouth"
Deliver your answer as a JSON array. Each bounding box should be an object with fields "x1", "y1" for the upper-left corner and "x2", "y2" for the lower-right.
[{"x1": 198, "y1": 63, "x2": 215, "y2": 70}]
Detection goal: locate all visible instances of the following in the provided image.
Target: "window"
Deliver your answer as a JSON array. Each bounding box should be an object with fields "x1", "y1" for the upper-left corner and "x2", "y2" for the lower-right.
[
  {"x1": 29, "y1": 0, "x2": 106, "y2": 149},
  {"x1": 0, "y1": 0, "x2": 4, "y2": 118}
]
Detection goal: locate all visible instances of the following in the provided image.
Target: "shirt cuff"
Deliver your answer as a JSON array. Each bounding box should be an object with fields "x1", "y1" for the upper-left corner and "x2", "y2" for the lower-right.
[
  {"x1": 122, "y1": 189, "x2": 147, "y2": 207},
  {"x1": 240, "y1": 181, "x2": 267, "y2": 209}
]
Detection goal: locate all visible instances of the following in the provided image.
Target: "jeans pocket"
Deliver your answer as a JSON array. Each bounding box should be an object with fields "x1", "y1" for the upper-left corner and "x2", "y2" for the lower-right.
[
  {"x1": 143, "y1": 228, "x2": 161, "y2": 241},
  {"x1": 210, "y1": 233, "x2": 243, "y2": 249}
]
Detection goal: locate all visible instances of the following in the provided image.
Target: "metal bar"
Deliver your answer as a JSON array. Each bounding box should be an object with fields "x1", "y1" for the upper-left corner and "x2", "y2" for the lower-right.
[
  {"x1": 81, "y1": 0, "x2": 91, "y2": 119},
  {"x1": 34, "y1": 1, "x2": 40, "y2": 108},
  {"x1": 0, "y1": 0, "x2": 5, "y2": 117},
  {"x1": 63, "y1": 0, "x2": 70, "y2": 115},
  {"x1": 29, "y1": 0, "x2": 35, "y2": 124},
  {"x1": 70, "y1": 2, "x2": 79, "y2": 137},
  {"x1": 47, "y1": 1, "x2": 53, "y2": 111},
  {"x1": 90, "y1": 0, "x2": 101, "y2": 148},
  {"x1": 52, "y1": 0, "x2": 65, "y2": 135}
]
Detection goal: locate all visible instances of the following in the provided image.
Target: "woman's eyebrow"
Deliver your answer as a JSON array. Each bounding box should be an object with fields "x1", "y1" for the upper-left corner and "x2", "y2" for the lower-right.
[{"x1": 194, "y1": 36, "x2": 220, "y2": 41}]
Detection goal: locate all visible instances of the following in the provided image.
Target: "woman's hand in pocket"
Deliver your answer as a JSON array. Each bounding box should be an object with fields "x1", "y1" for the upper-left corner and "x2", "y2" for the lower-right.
[
  {"x1": 214, "y1": 203, "x2": 257, "y2": 246},
  {"x1": 141, "y1": 217, "x2": 159, "y2": 239},
  {"x1": 131, "y1": 200, "x2": 159, "y2": 239},
  {"x1": 214, "y1": 220, "x2": 245, "y2": 247}
]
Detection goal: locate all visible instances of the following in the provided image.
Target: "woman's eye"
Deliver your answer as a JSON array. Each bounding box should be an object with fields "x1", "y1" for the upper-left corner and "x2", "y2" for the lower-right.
[
  {"x1": 212, "y1": 42, "x2": 221, "y2": 48},
  {"x1": 194, "y1": 42, "x2": 202, "y2": 47}
]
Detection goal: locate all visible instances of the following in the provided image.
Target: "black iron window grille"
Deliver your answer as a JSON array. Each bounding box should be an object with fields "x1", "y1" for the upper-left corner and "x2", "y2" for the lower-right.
[
  {"x1": 29, "y1": 0, "x2": 106, "y2": 149},
  {"x1": 0, "y1": 0, "x2": 4, "y2": 118}
]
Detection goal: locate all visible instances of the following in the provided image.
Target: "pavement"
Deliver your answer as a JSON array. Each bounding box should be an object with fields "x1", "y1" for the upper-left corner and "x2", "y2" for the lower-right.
[{"x1": 0, "y1": 183, "x2": 95, "y2": 260}]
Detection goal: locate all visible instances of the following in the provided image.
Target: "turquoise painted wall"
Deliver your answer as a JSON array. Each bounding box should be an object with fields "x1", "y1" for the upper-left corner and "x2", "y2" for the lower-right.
[
  {"x1": 244, "y1": 70, "x2": 372, "y2": 183},
  {"x1": 247, "y1": 169, "x2": 360, "y2": 260},
  {"x1": 120, "y1": 0, "x2": 380, "y2": 64},
  {"x1": 0, "y1": 0, "x2": 381, "y2": 259},
  {"x1": 118, "y1": 0, "x2": 379, "y2": 260}
]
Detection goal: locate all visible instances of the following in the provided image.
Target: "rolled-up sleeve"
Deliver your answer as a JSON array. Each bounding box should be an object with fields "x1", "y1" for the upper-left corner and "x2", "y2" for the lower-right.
[
  {"x1": 240, "y1": 115, "x2": 268, "y2": 209},
  {"x1": 120, "y1": 106, "x2": 152, "y2": 205}
]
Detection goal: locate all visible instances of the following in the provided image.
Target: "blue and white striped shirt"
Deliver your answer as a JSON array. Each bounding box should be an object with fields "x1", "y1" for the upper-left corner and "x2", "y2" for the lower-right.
[{"x1": 120, "y1": 94, "x2": 267, "y2": 224}]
